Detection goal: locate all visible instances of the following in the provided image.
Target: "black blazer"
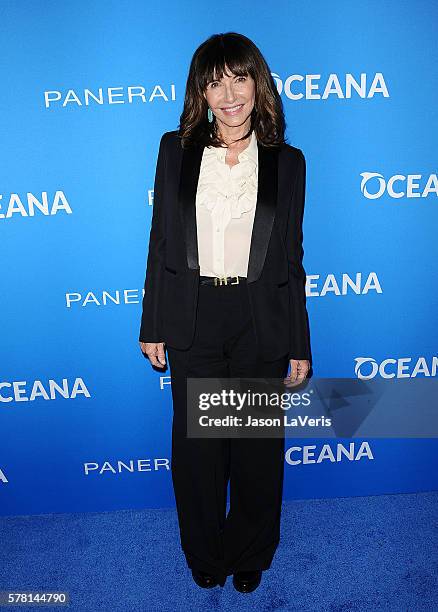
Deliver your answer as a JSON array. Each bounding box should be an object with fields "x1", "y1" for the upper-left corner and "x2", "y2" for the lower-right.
[{"x1": 139, "y1": 130, "x2": 312, "y2": 363}]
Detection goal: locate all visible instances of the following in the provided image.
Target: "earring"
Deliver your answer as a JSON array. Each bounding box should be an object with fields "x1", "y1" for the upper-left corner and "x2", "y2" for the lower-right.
[{"x1": 207, "y1": 107, "x2": 214, "y2": 123}]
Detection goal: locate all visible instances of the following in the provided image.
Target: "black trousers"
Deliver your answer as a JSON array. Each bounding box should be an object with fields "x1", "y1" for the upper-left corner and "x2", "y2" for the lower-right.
[{"x1": 166, "y1": 279, "x2": 290, "y2": 586}]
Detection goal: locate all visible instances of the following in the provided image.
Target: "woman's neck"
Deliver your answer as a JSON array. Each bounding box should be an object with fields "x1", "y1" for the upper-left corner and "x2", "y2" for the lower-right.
[{"x1": 217, "y1": 119, "x2": 252, "y2": 148}]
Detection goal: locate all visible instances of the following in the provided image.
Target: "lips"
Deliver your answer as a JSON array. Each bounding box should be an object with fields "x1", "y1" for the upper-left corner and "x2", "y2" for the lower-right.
[{"x1": 221, "y1": 104, "x2": 243, "y2": 114}]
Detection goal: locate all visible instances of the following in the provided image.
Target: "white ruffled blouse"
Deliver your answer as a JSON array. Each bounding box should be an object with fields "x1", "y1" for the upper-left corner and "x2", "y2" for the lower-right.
[{"x1": 195, "y1": 130, "x2": 259, "y2": 278}]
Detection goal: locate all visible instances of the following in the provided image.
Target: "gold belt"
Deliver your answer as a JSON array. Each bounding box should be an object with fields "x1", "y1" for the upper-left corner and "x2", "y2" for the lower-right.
[{"x1": 199, "y1": 275, "x2": 246, "y2": 286}]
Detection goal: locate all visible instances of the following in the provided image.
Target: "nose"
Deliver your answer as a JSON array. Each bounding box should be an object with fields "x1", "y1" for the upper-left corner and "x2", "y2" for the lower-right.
[{"x1": 223, "y1": 82, "x2": 237, "y2": 103}]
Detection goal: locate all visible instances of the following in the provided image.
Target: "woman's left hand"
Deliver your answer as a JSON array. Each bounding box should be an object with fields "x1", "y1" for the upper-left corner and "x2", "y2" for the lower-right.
[{"x1": 284, "y1": 359, "x2": 310, "y2": 387}]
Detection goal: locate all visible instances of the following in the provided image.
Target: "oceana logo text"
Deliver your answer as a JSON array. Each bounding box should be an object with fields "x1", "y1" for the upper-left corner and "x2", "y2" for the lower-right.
[
  {"x1": 0, "y1": 378, "x2": 90, "y2": 402},
  {"x1": 0, "y1": 467, "x2": 8, "y2": 484},
  {"x1": 285, "y1": 441, "x2": 374, "y2": 464},
  {"x1": 44, "y1": 84, "x2": 176, "y2": 108},
  {"x1": 0, "y1": 191, "x2": 72, "y2": 219},
  {"x1": 360, "y1": 172, "x2": 438, "y2": 199},
  {"x1": 354, "y1": 357, "x2": 437, "y2": 379},
  {"x1": 84, "y1": 458, "x2": 171, "y2": 475},
  {"x1": 271, "y1": 72, "x2": 389, "y2": 100},
  {"x1": 306, "y1": 272, "x2": 382, "y2": 296}
]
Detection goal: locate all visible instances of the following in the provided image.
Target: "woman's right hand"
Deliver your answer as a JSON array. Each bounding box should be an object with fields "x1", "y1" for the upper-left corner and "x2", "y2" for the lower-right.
[{"x1": 139, "y1": 342, "x2": 166, "y2": 368}]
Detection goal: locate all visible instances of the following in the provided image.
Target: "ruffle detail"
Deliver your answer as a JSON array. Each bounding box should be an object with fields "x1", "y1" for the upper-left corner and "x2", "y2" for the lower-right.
[{"x1": 196, "y1": 147, "x2": 258, "y2": 219}]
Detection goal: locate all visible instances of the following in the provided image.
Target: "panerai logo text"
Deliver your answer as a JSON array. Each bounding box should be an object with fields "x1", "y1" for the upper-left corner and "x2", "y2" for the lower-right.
[{"x1": 44, "y1": 84, "x2": 176, "y2": 108}]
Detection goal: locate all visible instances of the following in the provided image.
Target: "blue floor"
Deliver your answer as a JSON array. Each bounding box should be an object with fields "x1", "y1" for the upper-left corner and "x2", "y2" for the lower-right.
[{"x1": 1, "y1": 492, "x2": 437, "y2": 612}]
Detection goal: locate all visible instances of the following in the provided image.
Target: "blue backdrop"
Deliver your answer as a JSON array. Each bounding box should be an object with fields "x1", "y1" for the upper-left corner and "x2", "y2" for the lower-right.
[{"x1": 1, "y1": 0, "x2": 437, "y2": 516}]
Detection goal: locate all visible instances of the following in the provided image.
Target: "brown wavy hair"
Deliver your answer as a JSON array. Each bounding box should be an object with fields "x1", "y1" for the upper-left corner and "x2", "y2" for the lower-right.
[{"x1": 178, "y1": 32, "x2": 286, "y2": 149}]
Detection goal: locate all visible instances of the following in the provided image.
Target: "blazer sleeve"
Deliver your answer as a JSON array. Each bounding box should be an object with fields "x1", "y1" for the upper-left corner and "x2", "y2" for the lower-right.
[
  {"x1": 286, "y1": 149, "x2": 312, "y2": 363},
  {"x1": 139, "y1": 133, "x2": 168, "y2": 343}
]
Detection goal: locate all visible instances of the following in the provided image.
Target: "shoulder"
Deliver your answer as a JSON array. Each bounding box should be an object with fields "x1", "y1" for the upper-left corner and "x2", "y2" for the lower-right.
[
  {"x1": 277, "y1": 142, "x2": 306, "y2": 177},
  {"x1": 279, "y1": 141, "x2": 305, "y2": 162},
  {"x1": 154, "y1": 131, "x2": 181, "y2": 166},
  {"x1": 158, "y1": 130, "x2": 180, "y2": 150}
]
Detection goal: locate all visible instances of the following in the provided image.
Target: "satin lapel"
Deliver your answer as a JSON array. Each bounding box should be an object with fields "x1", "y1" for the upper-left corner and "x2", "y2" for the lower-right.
[
  {"x1": 178, "y1": 139, "x2": 279, "y2": 280},
  {"x1": 179, "y1": 143, "x2": 204, "y2": 270},
  {"x1": 246, "y1": 143, "x2": 279, "y2": 283}
]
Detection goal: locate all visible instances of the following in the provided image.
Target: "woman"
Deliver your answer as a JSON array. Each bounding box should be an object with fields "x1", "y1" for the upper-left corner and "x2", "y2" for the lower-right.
[{"x1": 139, "y1": 32, "x2": 311, "y2": 593}]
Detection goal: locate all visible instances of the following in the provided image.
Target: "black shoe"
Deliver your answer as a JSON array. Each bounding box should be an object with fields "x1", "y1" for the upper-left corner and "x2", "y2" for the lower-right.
[
  {"x1": 191, "y1": 568, "x2": 219, "y2": 589},
  {"x1": 232, "y1": 570, "x2": 263, "y2": 593}
]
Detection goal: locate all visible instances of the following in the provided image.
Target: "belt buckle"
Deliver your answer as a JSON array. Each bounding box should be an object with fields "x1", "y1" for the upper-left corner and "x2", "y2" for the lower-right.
[
  {"x1": 230, "y1": 276, "x2": 239, "y2": 285},
  {"x1": 214, "y1": 275, "x2": 228, "y2": 286}
]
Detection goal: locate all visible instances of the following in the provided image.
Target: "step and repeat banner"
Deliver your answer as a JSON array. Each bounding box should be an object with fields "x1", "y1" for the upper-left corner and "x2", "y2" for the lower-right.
[{"x1": 1, "y1": 0, "x2": 437, "y2": 515}]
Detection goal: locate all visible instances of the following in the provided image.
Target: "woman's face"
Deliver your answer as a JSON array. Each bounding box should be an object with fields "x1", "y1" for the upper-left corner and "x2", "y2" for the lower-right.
[{"x1": 203, "y1": 66, "x2": 255, "y2": 130}]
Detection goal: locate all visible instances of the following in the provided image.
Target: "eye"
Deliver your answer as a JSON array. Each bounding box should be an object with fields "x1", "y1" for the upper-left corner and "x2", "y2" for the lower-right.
[
  {"x1": 236, "y1": 76, "x2": 247, "y2": 82},
  {"x1": 208, "y1": 81, "x2": 220, "y2": 89}
]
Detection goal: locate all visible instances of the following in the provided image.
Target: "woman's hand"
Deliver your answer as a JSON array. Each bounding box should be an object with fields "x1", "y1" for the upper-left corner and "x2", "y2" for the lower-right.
[
  {"x1": 284, "y1": 359, "x2": 310, "y2": 387},
  {"x1": 139, "y1": 342, "x2": 167, "y2": 368}
]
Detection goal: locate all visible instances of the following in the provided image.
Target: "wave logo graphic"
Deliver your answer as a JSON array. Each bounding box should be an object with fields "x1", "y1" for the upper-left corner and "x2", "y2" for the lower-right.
[
  {"x1": 360, "y1": 173, "x2": 386, "y2": 199},
  {"x1": 354, "y1": 358, "x2": 379, "y2": 379}
]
